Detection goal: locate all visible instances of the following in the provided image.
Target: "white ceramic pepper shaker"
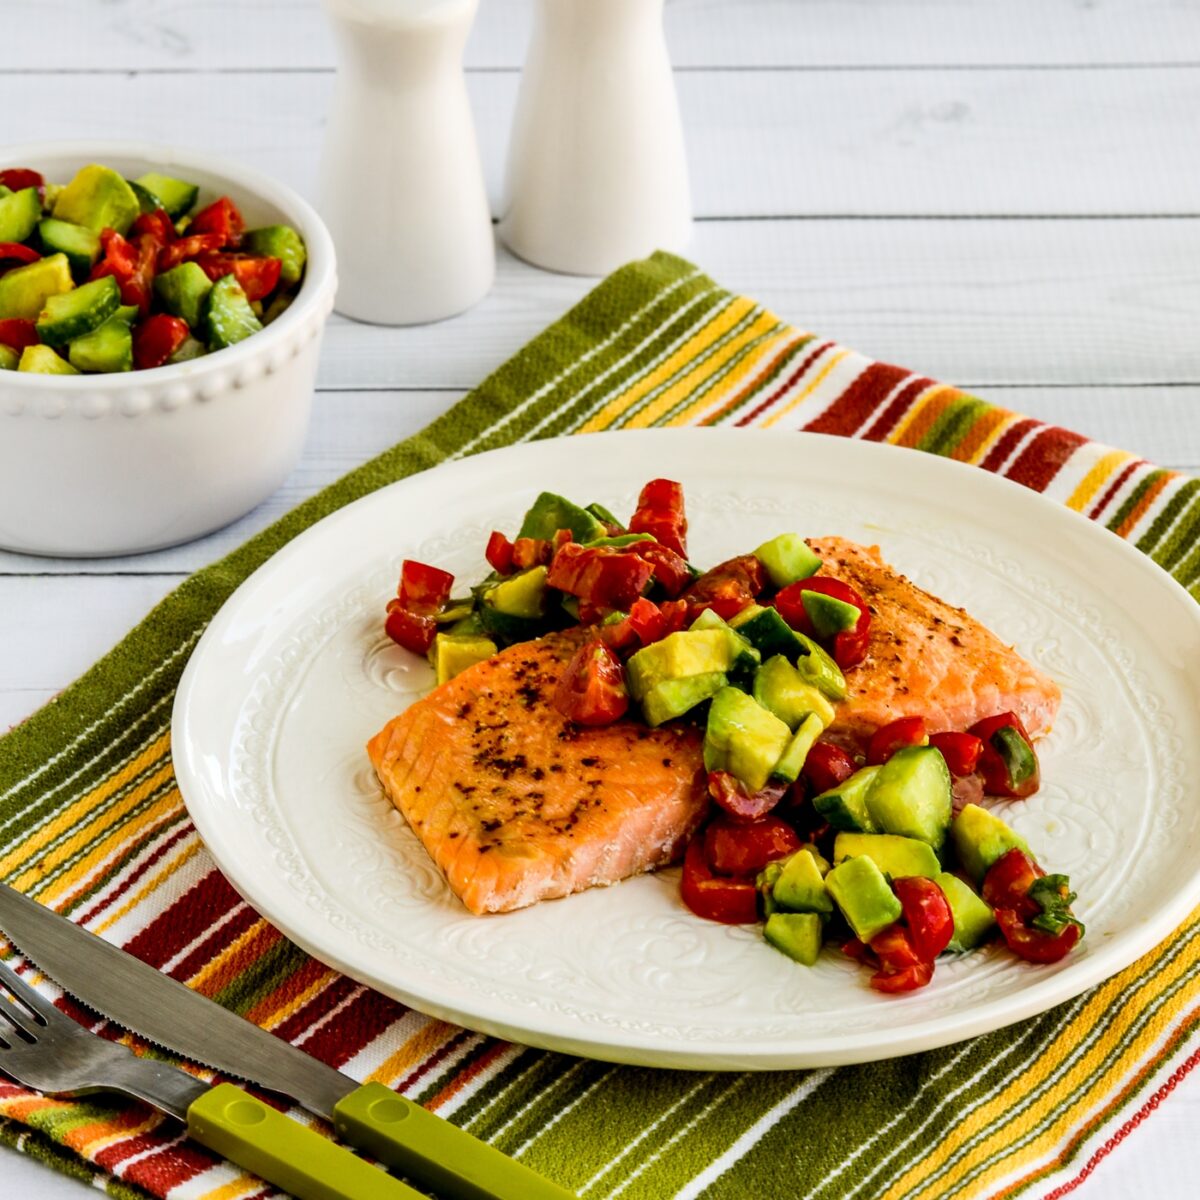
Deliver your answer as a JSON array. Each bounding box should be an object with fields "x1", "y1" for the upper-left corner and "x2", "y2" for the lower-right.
[
  {"x1": 318, "y1": 0, "x2": 494, "y2": 324},
  {"x1": 499, "y1": 0, "x2": 692, "y2": 276}
]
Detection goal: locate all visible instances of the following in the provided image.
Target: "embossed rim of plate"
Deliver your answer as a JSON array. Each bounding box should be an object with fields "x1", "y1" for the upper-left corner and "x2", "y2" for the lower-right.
[{"x1": 172, "y1": 430, "x2": 1200, "y2": 1069}]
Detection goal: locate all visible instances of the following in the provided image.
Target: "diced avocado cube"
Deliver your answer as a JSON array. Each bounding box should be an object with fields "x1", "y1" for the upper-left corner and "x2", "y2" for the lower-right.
[
  {"x1": 67, "y1": 312, "x2": 133, "y2": 373},
  {"x1": 433, "y1": 633, "x2": 497, "y2": 685},
  {"x1": 627, "y1": 630, "x2": 758, "y2": 700},
  {"x1": 201, "y1": 274, "x2": 263, "y2": 349},
  {"x1": 18, "y1": 345, "x2": 78, "y2": 375},
  {"x1": 754, "y1": 533, "x2": 822, "y2": 587},
  {"x1": 132, "y1": 172, "x2": 199, "y2": 220},
  {"x1": 484, "y1": 566, "x2": 548, "y2": 619},
  {"x1": 866, "y1": 745, "x2": 953, "y2": 850},
  {"x1": 730, "y1": 605, "x2": 806, "y2": 661},
  {"x1": 434, "y1": 599, "x2": 475, "y2": 626},
  {"x1": 813, "y1": 765, "x2": 880, "y2": 833},
  {"x1": 0, "y1": 187, "x2": 42, "y2": 243},
  {"x1": 753, "y1": 654, "x2": 836, "y2": 730},
  {"x1": 798, "y1": 842, "x2": 831, "y2": 876},
  {"x1": 585, "y1": 501, "x2": 622, "y2": 527},
  {"x1": 641, "y1": 671, "x2": 726, "y2": 727},
  {"x1": 0, "y1": 253, "x2": 73, "y2": 320},
  {"x1": 0, "y1": 344, "x2": 19, "y2": 371},
  {"x1": 832, "y1": 832, "x2": 941, "y2": 880},
  {"x1": 935, "y1": 872, "x2": 997, "y2": 952},
  {"x1": 154, "y1": 262, "x2": 213, "y2": 329},
  {"x1": 770, "y1": 712, "x2": 825, "y2": 784},
  {"x1": 703, "y1": 686, "x2": 792, "y2": 794},
  {"x1": 586, "y1": 533, "x2": 655, "y2": 549},
  {"x1": 53, "y1": 165, "x2": 140, "y2": 234},
  {"x1": 772, "y1": 848, "x2": 833, "y2": 914},
  {"x1": 950, "y1": 803, "x2": 1031, "y2": 883},
  {"x1": 243, "y1": 224, "x2": 307, "y2": 287},
  {"x1": 167, "y1": 334, "x2": 207, "y2": 365},
  {"x1": 37, "y1": 218, "x2": 102, "y2": 276},
  {"x1": 757, "y1": 860, "x2": 784, "y2": 916},
  {"x1": 801, "y1": 590, "x2": 862, "y2": 636},
  {"x1": 517, "y1": 491, "x2": 607, "y2": 543},
  {"x1": 36, "y1": 275, "x2": 120, "y2": 346},
  {"x1": 791, "y1": 630, "x2": 847, "y2": 701},
  {"x1": 825, "y1": 855, "x2": 903, "y2": 943},
  {"x1": 764, "y1": 912, "x2": 823, "y2": 966},
  {"x1": 689, "y1": 607, "x2": 729, "y2": 632}
]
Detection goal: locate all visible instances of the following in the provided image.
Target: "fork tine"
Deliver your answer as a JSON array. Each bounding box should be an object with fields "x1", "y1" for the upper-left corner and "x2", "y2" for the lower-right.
[{"x1": 0, "y1": 957, "x2": 59, "y2": 1028}]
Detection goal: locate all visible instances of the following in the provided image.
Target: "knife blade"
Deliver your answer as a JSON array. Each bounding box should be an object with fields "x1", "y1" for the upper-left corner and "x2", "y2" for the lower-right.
[{"x1": 0, "y1": 883, "x2": 575, "y2": 1200}]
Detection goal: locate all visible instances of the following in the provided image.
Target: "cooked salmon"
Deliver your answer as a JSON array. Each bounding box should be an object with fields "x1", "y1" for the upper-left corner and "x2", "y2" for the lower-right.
[
  {"x1": 366, "y1": 629, "x2": 708, "y2": 914},
  {"x1": 810, "y1": 537, "x2": 1060, "y2": 748}
]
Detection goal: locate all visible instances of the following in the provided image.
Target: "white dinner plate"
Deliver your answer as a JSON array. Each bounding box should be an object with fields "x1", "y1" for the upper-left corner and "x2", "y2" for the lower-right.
[{"x1": 172, "y1": 430, "x2": 1200, "y2": 1069}]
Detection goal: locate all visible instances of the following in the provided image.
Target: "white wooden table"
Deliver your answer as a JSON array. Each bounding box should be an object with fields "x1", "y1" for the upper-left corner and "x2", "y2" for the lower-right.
[{"x1": 2, "y1": 1, "x2": 1196, "y2": 1194}]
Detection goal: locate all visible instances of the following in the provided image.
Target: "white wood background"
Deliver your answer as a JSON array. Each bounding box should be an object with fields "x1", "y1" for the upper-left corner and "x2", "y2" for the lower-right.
[{"x1": 2, "y1": 1, "x2": 1197, "y2": 1195}]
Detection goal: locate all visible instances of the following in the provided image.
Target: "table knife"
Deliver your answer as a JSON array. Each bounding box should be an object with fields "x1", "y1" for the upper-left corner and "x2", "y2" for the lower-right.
[{"x1": 0, "y1": 883, "x2": 575, "y2": 1200}]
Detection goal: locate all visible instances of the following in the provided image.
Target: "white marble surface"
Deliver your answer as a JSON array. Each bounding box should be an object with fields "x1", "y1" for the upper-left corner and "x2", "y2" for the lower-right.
[{"x1": 1, "y1": 0, "x2": 1195, "y2": 1194}]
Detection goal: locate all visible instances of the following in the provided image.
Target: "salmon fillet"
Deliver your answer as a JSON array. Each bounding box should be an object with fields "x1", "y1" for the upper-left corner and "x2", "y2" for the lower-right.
[
  {"x1": 810, "y1": 537, "x2": 1060, "y2": 748},
  {"x1": 366, "y1": 629, "x2": 707, "y2": 914}
]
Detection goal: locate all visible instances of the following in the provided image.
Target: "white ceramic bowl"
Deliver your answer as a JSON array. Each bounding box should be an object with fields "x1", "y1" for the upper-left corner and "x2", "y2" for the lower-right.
[{"x1": 0, "y1": 142, "x2": 337, "y2": 557}]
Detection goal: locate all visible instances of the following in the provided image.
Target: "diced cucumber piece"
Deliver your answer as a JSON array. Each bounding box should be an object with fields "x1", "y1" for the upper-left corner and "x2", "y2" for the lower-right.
[
  {"x1": 0, "y1": 345, "x2": 18, "y2": 370},
  {"x1": 764, "y1": 912, "x2": 823, "y2": 966},
  {"x1": 792, "y1": 630, "x2": 847, "y2": 701},
  {"x1": 0, "y1": 187, "x2": 42, "y2": 243},
  {"x1": 753, "y1": 654, "x2": 835, "y2": 730},
  {"x1": 812, "y1": 765, "x2": 880, "y2": 833},
  {"x1": 18, "y1": 345, "x2": 78, "y2": 375},
  {"x1": 586, "y1": 533, "x2": 656, "y2": 549},
  {"x1": 517, "y1": 491, "x2": 607, "y2": 543},
  {"x1": 167, "y1": 334, "x2": 207, "y2": 365},
  {"x1": 37, "y1": 218, "x2": 101, "y2": 276},
  {"x1": 67, "y1": 312, "x2": 133, "y2": 373},
  {"x1": 201, "y1": 274, "x2": 262, "y2": 349},
  {"x1": 703, "y1": 686, "x2": 792, "y2": 794},
  {"x1": 154, "y1": 262, "x2": 212, "y2": 328},
  {"x1": 0, "y1": 253, "x2": 73, "y2": 320},
  {"x1": 262, "y1": 291, "x2": 294, "y2": 326},
  {"x1": 35, "y1": 275, "x2": 120, "y2": 347},
  {"x1": 689, "y1": 607, "x2": 730, "y2": 632},
  {"x1": 641, "y1": 671, "x2": 727, "y2": 727},
  {"x1": 758, "y1": 860, "x2": 784, "y2": 917},
  {"x1": 433, "y1": 634, "x2": 497, "y2": 685},
  {"x1": 825, "y1": 855, "x2": 903, "y2": 943},
  {"x1": 243, "y1": 224, "x2": 307, "y2": 287},
  {"x1": 950, "y1": 804, "x2": 1031, "y2": 883},
  {"x1": 772, "y1": 849, "x2": 833, "y2": 914},
  {"x1": 770, "y1": 712, "x2": 825, "y2": 783},
  {"x1": 753, "y1": 533, "x2": 822, "y2": 587},
  {"x1": 53, "y1": 165, "x2": 140, "y2": 234},
  {"x1": 865, "y1": 745, "x2": 953, "y2": 850},
  {"x1": 832, "y1": 832, "x2": 941, "y2": 880},
  {"x1": 730, "y1": 605, "x2": 805, "y2": 660},
  {"x1": 133, "y1": 172, "x2": 199, "y2": 220},
  {"x1": 802, "y1": 590, "x2": 862, "y2": 636},
  {"x1": 935, "y1": 872, "x2": 997, "y2": 952}
]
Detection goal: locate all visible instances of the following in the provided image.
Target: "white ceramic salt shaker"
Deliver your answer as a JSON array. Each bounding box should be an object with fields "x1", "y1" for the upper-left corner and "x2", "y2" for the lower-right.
[
  {"x1": 318, "y1": 0, "x2": 494, "y2": 324},
  {"x1": 499, "y1": 0, "x2": 692, "y2": 276}
]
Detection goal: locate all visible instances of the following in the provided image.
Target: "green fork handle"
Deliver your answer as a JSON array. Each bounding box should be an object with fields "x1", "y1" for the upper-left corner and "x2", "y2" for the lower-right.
[
  {"x1": 334, "y1": 1082, "x2": 577, "y2": 1200},
  {"x1": 188, "y1": 1083, "x2": 426, "y2": 1200}
]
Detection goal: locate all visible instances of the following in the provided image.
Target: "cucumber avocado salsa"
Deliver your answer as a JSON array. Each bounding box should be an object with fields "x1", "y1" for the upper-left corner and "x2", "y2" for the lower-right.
[
  {"x1": 381, "y1": 479, "x2": 1083, "y2": 994},
  {"x1": 0, "y1": 163, "x2": 306, "y2": 373}
]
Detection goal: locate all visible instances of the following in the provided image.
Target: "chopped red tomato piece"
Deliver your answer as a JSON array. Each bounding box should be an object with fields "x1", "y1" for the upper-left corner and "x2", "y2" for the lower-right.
[
  {"x1": 871, "y1": 961, "x2": 935, "y2": 993},
  {"x1": 995, "y1": 908, "x2": 1081, "y2": 964},
  {"x1": 130, "y1": 208, "x2": 176, "y2": 249},
  {"x1": 0, "y1": 242, "x2": 41, "y2": 270},
  {"x1": 132, "y1": 314, "x2": 189, "y2": 371},
  {"x1": 93, "y1": 228, "x2": 158, "y2": 314},
  {"x1": 398, "y1": 559, "x2": 454, "y2": 612},
  {"x1": 680, "y1": 836, "x2": 759, "y2": 924},
  {"x1": 928, "y1": 731, "x2": 984, "y2": 777},
  {"x1": 511, "y1": 536, "x2": 551, "y2": 570},
  {"x1": 684, "y1": 554, "x2": 765, "y2": 620},
  {"x1": 193, "y1": 253, "x2": 282, "y2": 302},
  {"x1": 800, "y1": 742, "x2": 857, "y2": 795},
  {"x1": 627, "y1": 597, "x2": 666, "y2": 644},
  {"x1": 485, "y1": 530, "x2": 515, "y2": 575},
  {"x1": 156, "y1": 233, "x2": 226, "y2": 272},
  {"x1": 0, "y1": 168, "x2": 44, "y2": 197},
  {"x1": 632, "y1": 540, "x2": 693, "y2": 597},
  {"x1": 704, "y1": 815, "x2": 800, "y2": 875},
  {"x1": 981, "y1": 848, "x2": 1044, "y2": 919},
  {"x1": 0, "y1": 318, "x2": 38, "y2": 352},
  {"x1": 553, "y1": 638, "x2": 629, "y2": 726},
  {"x1": 777, "y1": 576, "x2": 872, "y2": 670},
  {"x1": 842, "y1": 938, "x2": 874, "y2": 965},
  {"x1": 867, "y1": 716, "x2": 929, "y2": 766},
  {"x1": 706, "y1": 770, "x2": 789, "y2": 820},
  {"x1": 189, "y1": 195, "x2": 245, "y2": 245},
  {"x1": 893, "y1": 876, "x2": 954, "y2": 961},
  {"x1": 969, "y1": 711, "x2": 1041, "y2": 798},
  {"x1": 868, "y1": 923, "x2": 935, "y2": 992},
  {"x1": 629, "y1": 478, "x2": 688, "y2": 557},
  {"x1": 384, "y1": 602, "x2": 438, "y2": 656},
  {"x1": 547, "y1": 542, "x2": 655, "y2": 612}
]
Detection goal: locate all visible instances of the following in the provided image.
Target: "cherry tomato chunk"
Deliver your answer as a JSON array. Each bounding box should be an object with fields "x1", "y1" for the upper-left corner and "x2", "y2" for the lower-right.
[
  {"x1": 981, "y1": 847, "x2": 1044, "y2": 918},
  {"x1": 0, "y1": 318, "x2": 39, "y2": 352},
  {"x1": 969, "y1": 711, "x2": 1041, "y2": 798},
  {"x1": 485, "y1": 530, "x2": 515, "y2": 575},
  {"x1": 704, "y1": 815, "x2": 800, "y2": 876},
  {"x1": 801, "y1": 741, "x2": 856, "y2": 795},
  {"x1": 995, "y1": 908, "x2": 1081, "y2": 963},
  {"x1": 629, "y1": 477, "x2": 688, "y2": 557},
  {"x1": 867, "y1": 717, "x2": 929, "y2": 766},
  {"x1": 680, "y1": 837, "x2": 759, "y2": 924},
  {"x1": 552, "y1": 639, "x2": 629, "y2": 726},
  {"x1": 189, "y1": 195, "x2": 245, "y2": 245},
  {"x1": 928, "y1": 731, "x2": 984, "y2": 777},
  {"x1": 893, "y1": 876, "x2": 954, "y2": 961},
  {"x1": 398, "y1": 560, "x2": 454, "y2": 613},
  {"x1": 132, "y1": 314, "x2": 190, "y2": 371}
]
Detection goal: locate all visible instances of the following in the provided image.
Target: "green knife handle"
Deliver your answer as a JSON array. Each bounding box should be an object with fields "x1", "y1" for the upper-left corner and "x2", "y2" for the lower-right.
[
  {"x1": 334, "y1": 1082, "x2": 577, "y2": 1200},
  {"x1": 189, "y1": 1083, "x2": 426, "y2": 1200}
]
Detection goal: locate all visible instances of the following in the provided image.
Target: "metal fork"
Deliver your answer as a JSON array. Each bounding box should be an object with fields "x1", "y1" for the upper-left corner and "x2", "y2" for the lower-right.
[{"x1": 0, "y1": 956, "x2": 424, "y2": 1199}]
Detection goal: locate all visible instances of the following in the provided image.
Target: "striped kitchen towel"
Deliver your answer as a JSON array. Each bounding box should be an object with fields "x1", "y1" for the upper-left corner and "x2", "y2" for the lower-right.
[{"x1": 0, "y1": 252, "x2": 1196, "y2": 1200}]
